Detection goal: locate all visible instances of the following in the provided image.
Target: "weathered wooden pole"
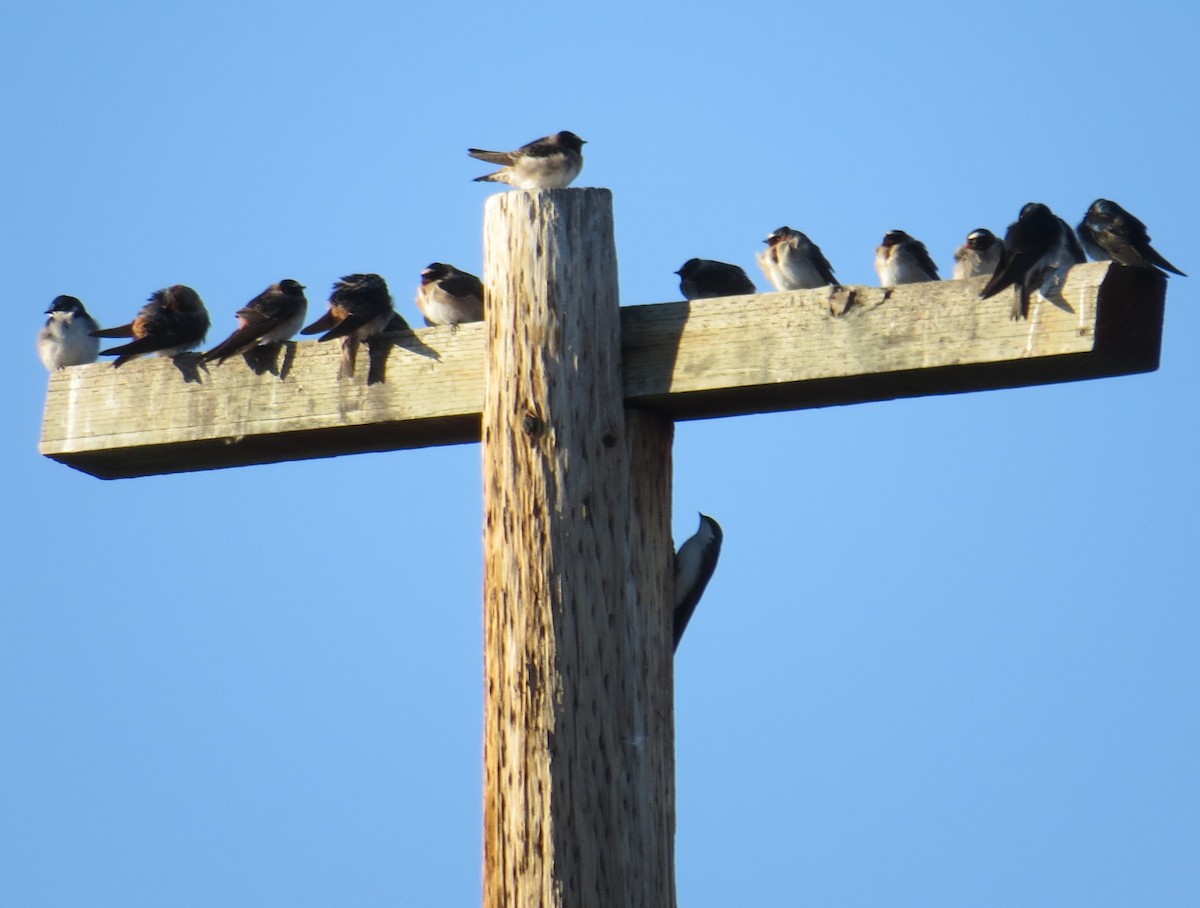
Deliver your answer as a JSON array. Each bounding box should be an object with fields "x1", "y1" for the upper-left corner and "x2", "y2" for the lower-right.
[{"x1": 482, "y1": 188, "x2": 677, "y2": 908}]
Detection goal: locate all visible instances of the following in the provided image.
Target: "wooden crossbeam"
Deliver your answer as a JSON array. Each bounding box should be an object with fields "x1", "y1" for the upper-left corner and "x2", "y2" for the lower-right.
[{"x1": 39, "y1": 261, "x2": 1165, "y2": 480}]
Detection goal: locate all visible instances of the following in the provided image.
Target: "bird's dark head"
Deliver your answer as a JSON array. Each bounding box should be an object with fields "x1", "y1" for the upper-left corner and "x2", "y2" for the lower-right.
[
  {"x1": 1088, "y1": 199, "x2": 1117, "y2": 218},
  {"x1": 1019, "y1": 202, "x2": 1051, "y2": 220},
  {"x1": 161, "y1": 285, "x2": 204, "y2": 312},
  {"x1": 881, "y1": 230, "x2": 911, "y2": 247},
  {"x1": 966, "y1": 229, "x2": 996, "y2": 250},
  {"x1": 421, "y1": 263, "x2": 451, "y2": 284},
  {"x1": 336, "y1": 273, "x2": 386, "y2": 291},
  {"x1": 675, "y1": 258, "x2": 701, "y2": 277},
  {"x1": 46, "y1": 295, "x2": 83, "y2": 315},
  {"x1": 279, "y1": 279, "x2": 306, "y2": 295},
  {"x1": 556, "y1": 131, "x2": 585, "y2": 151},
  {"x1": 764, "y1": 227, "x2": 792, "y2": 246},
  {"x1": 698, "y1": 513, "x2": 724, "y2": 546}
]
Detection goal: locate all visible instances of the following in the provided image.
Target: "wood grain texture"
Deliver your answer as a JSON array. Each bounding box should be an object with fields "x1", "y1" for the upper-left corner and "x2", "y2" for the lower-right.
[
  {"x1": 40, "y1": 260, "x2": 1165, "y2": 479},
  {"x1": 481, "y1": 189, "x2": 675, "y2": 908}
]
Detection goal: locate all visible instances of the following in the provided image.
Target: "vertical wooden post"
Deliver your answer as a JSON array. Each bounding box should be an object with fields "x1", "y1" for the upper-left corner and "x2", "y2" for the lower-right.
[{"x1": 482, "y1": 189, "x2": 676, "y2": 908}]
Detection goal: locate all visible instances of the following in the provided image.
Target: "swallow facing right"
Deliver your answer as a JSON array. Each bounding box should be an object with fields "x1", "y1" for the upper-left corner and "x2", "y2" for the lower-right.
[
  {"x1": 982, "y1": 202, "x2": 1085, "y2": 320},
  {"x1": 1076, "y1": 199, "x2": 1185, "y2": 276},
  {"x1": 38, "y1": 295, "x2": 100, "y2": 371},
  {"x1": 468, "y1": 131, "x2": 585, "y2": 189},
  {"x1": 301, "y1": 273, "x2": 395, "y2": 378},
  {"x1": 201, "y1": 279, "x2": 308, "y2": 365},
  {"x1": 92, "y1": 285, "x2": 210, "y2": 368},
  {"x1": 875, "y1": 230, "x2": 940, "y2": 285},
  {"x1": 757, "y1": 227, "x2": 840, "y2": 291},
  {"x1": 951, "y1": 228, "x2": 1004, "y2": 280},
  {"x1": 673, "y1": 514, "x2": 723, "y2": 651},
  {"x1": 416, "y1": 263, "x2": 484, "y2": 329},
  {"x1": 676, "y1": 258, "x2": 756, "y2": 300}
]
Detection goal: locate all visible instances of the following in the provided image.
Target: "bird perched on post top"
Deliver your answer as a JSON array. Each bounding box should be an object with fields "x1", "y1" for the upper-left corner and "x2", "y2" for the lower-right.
[
  {"x1": 301, "y1": 273, "x2": 396, "y2": 379},
  {"x1": 951, "y1": 228, "x2": 1004, "y2": 280},
  {"x1": 981, "y1": 202, "x2": 1085, "y2": 320},
  {"x1": 92, "y1": 285, "x2": 210, "y2": 368},
  {"x1": 757, "y1": 227, "x2": 840, "y2": 291},
  {"x1": 467, "y1": 131, "x2": 585, "y2": 189},
  {"x1": 415, "y1": 263, "x2": 484, "y2": 329},
  {"x1": 676, "y1": 258, "x2": 756, "y2": 300},
  {"x1": 1076, "y1": 199, "x2": 1186, "y2": 277},
  {"x1": 201, "y1": 279, "x2": 308, "y2": 365},
  {"x1": 673, "y1": 514, "x2": 723, "y2": 651},
  {"x1": 875, "y1": 230, "x2": 940, "y2": 285},
  {"x1": 38, "y1": 295, "x2": 99, "y2": 371}
]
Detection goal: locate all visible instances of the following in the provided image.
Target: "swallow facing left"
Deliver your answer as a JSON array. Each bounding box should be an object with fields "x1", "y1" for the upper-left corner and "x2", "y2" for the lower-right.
[
  {"x1": 1076, "y1": 199, "x2": 1186, "y2": 276},
  {"x1": 416, "y1": 263, "x2": 484, "y2": 328},
  {"x1": 673, "y1": 514, "x2": 723, "y2": 651},
  {"x1": 757, "y1": 227, "x2": 840, "y2": 291},
  {"x1": 468, "y1": 131, "x2": 585, "y2": 189},
  {"x1": 875, "y1": 230, "x2": 940, "y2": 285},
  {"x1": 38, "y1": 295, "x2": 100, "y2": 371},
  {"x1": 951, "y1": 228, "x2": 1004, "y2": 280},
  {"x1": 301, "y1": 273, "x2": 395, "y2": 378},
  {"x1": 982, "y1": 202, "x2": 1085, "y2": 319},
  {"x1": 92, "y1": 285, "x2": 210, "y2": 367},
  {"x1": 676, "y1": 258, "x2": 756, "y2": 300},
  {"x1": 201, "y1": 279, "x2": 308, "y2": 364}
]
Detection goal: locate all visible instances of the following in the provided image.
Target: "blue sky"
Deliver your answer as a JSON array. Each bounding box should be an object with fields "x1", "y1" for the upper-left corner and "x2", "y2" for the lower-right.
[{"x1": 3, "y1": 2, "x2": 1199, "y2": 906}]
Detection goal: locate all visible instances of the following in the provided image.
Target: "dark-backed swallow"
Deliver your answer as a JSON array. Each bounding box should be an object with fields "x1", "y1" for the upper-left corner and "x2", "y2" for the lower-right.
[
  {"x1": 673, "y1": 514, "x2": 723, "y2": 651},
  {"x1": 982, "y1": 202, "x2": 1085, "y2": 320},
  {"x1": 952, "y1": 228, "x2": 1004, "y2": 280},
  {"x1": 1076, "y1": 199, "x2": 1185, "y2": 276},
  {"x1": 676, "y1": 258, "x2": 756, "y2": 300},
  {"x1": 875, "y1": 230, "x2": 940, "y2": 285},
  {"x1": 416, "y1": 263, "x2": 484, "y2": 328},
  {"x1": 92, "y1": 285, "x2": 210, "y2": 368},
  {"x1": 757, "y1": 227, "x2": 840, "y2": 291},
  {"x1": 38, "y1": 295, "x2": 100, "y2": 371},
  {"x1": 201, "y1": 279, "x2": 308, "y2": 364},
  {"x1": 468, "y1": 131, "x2": 585, "y2": 189},
  {"x1": 301, "y1": 273, "x2": 395, "y2": 378}
]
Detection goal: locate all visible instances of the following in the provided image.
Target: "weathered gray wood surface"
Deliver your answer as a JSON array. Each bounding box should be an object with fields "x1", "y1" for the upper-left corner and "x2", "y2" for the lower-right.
[
  {"x1": 480, "y1": 190, "x2": 676, "y2": 908},
  {"x1": 40, "y1": 261, "x2": 1165, "y2": 479}
]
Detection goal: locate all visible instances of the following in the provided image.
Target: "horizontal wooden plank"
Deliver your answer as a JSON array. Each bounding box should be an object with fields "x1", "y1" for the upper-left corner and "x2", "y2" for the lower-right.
[{"x1": 40, "y1": 261, "x2": 1165, "y2": 479}]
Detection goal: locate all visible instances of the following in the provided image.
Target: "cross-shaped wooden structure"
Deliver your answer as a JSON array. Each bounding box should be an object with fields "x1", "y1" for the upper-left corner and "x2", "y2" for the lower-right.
[{"x1": 40, "y1": 188, "x2": 1166, "y2": 908}]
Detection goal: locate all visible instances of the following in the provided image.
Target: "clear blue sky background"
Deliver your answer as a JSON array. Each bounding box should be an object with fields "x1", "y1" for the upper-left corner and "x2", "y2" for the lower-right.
[{"x1": 3, "y1": 2, "x2": 1198, "y2": 905}]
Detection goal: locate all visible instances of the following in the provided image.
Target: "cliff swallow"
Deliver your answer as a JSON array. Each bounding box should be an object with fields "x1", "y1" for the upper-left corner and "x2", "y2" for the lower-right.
[
  {"x1": 201, "y1": 279, "x2": 308, "y2": 364},
  {"x1": 468, "y1": 131, "x2": 585, "y2": 189},
  {"x1": 951, "y1": 228, "x2": 1004, "y2": 280},
  {"x1": 875, "y1": 230, "x2": 940, "y2": 285},
  {"x1": 757, "y1": 226, "x2": 839, "y2": 291},
  {"x1": 92, "y1": 285, "x2": 210, "y2": 367},
  {"x1": 38, "y1": 295, "x2": 100, "y2": 371},
  {"x1": 982, "y1": 202, "x2": 1085, "y2": 319},
  {"x1": 673, "y1": 514, "x2": 723, "y2": 651},
  {"x1": 1076, "y1": 199, "x2": 1185, "y2": 276},
  {"x1": 676, "y1": 258, "x2": 756, "y2": 300},
  {"x1": 301, "y1": 273, "x2": 395, "y2": 378},
  {"x1": 416, "y1": 263, "x2": 484, "y2": 328}
]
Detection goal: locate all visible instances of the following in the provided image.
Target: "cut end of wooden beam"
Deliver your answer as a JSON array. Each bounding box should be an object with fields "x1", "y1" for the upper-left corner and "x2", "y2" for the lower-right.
[{"x1": 40, "y1": 261, "x2": 1166, "y2": 479}]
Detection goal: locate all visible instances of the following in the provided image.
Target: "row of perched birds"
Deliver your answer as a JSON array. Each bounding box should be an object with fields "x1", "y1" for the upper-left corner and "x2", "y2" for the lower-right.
[
  {"x1": 37, "y1": 264, "x2": 485, "y2": 376},
  {"x1": 39, "y1": 130, "x2": 1185, "y2": 375},
  {"x1": 681, "y1": 197, "x2": 1185, "y2": 321}
]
